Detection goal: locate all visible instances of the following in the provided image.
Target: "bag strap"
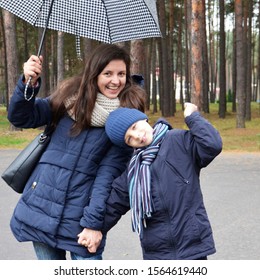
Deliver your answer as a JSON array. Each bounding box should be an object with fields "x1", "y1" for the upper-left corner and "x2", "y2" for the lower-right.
[
  {"x1": 43, "y1": 124, "x2": 53, "y2": 135},
  {"x1": 40, "y1": 124, "x2": 54, "y2": 140}
]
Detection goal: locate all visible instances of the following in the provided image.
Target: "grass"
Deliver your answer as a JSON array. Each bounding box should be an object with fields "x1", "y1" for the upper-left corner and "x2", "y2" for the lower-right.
[
  {"x1": 0, "y1": 103, "x2": 260, "y2": 152},
  {"x1": 146, "y1": 102, "x2": 260, "y2": 153},
  {"x1": 0, "y1": 107, "x2": 41, "y2": 149}
]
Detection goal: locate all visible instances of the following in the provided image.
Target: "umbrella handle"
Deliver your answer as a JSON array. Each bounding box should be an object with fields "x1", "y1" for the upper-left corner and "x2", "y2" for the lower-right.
[{"x1": 24, "y1": 77, "x2": 34, "y2": 101}]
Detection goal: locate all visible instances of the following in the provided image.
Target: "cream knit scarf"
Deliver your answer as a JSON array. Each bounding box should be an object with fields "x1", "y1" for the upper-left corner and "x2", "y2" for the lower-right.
[{"x1": 65, "y1": 93, "x2": 120, "y2": 127}]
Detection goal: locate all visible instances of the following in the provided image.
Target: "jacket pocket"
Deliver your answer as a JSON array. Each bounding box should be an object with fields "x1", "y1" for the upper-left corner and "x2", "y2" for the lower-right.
[{"x1": 165, "y1": 160, "x2": 190, "y2": 185}]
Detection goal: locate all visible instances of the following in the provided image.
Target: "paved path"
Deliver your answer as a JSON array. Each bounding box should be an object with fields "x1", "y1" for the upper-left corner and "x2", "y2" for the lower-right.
[{"x1": 0, "y1": 150, "x2": 260, "y2": 260}]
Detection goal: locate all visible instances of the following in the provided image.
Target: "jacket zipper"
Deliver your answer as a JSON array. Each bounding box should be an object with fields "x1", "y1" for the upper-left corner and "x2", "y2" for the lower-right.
[
  {"x1": 153, "y1": 170, "x2": 177, "y2": 256},
  {"x1": 165, "y1": 160, "x2": 190, "y2": 185}
]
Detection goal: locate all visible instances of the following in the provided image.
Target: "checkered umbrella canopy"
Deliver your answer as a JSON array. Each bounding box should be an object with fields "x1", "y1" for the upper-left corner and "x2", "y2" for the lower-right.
[{"x1": 0, "y1": 0, "x2": 161, "y2": 48}]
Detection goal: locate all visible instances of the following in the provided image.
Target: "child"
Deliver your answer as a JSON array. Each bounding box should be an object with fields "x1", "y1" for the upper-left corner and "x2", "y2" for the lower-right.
[{"x1": 94, "y1": 103, "x2": 222, "y2": 259}]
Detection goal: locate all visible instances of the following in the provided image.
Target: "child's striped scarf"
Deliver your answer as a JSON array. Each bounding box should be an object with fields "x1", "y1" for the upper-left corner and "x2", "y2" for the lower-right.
[{"x1": 128, "y1": 122, "x2": 169, "y2": 236}]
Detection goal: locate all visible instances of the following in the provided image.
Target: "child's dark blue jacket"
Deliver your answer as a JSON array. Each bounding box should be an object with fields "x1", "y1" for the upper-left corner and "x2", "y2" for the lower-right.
[
  {"x1": 8, "y1": 77, "x2": 131, "y2": 257},
  {"x1": 102, "y1": 112, "x2": 222, "y2": 260}
]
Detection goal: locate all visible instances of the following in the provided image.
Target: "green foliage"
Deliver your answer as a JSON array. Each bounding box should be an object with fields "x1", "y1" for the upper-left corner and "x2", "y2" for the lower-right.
[{"x1": 227, "y1": 89, "x2": 233, "y2": 102}]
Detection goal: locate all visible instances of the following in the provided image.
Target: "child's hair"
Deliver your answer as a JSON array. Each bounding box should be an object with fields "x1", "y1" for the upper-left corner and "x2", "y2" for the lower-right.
[
  {"x1": 119, "y1": 84, "x2": 147, "y2": 113},
  {"x1": 105, "y1": 108, "x2": 147, "y2": 147}
]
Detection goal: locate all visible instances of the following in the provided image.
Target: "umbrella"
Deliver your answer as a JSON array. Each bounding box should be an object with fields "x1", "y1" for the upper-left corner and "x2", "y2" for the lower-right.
[
  {"x1": 0, "y1": 0, "x2": 161, "y2": 56},
  {"x1": 1, "y1": 0, "x2": 161, "y2": 100}
]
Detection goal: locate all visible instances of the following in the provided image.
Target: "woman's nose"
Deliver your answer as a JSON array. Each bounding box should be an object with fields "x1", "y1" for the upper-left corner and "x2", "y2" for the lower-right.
[{"x1": 110, "y1": 75, "x2": 120, "y2": 84}]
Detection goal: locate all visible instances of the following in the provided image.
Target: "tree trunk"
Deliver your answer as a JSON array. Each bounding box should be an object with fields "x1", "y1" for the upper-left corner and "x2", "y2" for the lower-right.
[
  {"x1": 218, "y1": 0, "x2": 226, "y2": 118},
  {"x1": 201, "y1": 0, "x2": 209, "y2": 113},
  {"x1": 184, "y1": 0, "x2": 191, "y2": 102},
  {"x1": 169, "y1": 0, "x2": 175, "y2": 115},
  {"x1": 245, "y1": 0, "x2": 252, "y2": 121},
  {"x1": 235, "y1": 0, "x2": 246, "y2": 128},
  {"x1": 83, "y1": 38, "x2": 93, "y2": 62},
  {"x1": 50, "y1": 31, "x2": 57, "y2": 91},
  {"x1": 130, "y1": 40, "x2": 145, "y2": 76},
  {"x1": 144, "y1": 39, "x2": 152, "y2": 109},
  {"x1": 57, "y1": 31, "x2": 64, "y2": 83},
  {"x1": 257, "y1": 2, "x2": 260, "y2": 103},
  {"x1": 151, "y1": 38, "x2": 158, "y2": 113},
  {"x1": 2, "y1": 10, "x2": 18, "y2": 103},
  {"x1": 208, "y1": 0, "x2": 215, "y2": 103},
  {"x1": 0, "y1": 11, "x2": 8, "y2": 107},
  {"x1": 157, "y1": 0, "x2": 171, "y2": 116},
  {"x1": 190, "y1": 0, "x2": 203, "y2": 110},
  {"x1": 232, "y1": 26, "x2": 237, "y2": 112}
]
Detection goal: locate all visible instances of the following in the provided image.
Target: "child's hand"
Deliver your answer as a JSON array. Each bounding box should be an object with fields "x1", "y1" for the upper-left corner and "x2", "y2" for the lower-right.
[
  {"x1": 184, "y1": 102, "x2": 198, "y2": 118},
  {"x1": 23, "y1": 55, "x2": 43, "y2": 86},
  {"x1": 77, "y1": 228, "x2": 102, "y2": 253}
]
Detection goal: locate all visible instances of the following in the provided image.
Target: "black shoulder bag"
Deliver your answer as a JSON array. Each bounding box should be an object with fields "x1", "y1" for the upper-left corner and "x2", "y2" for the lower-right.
[{"x1": 1, "y1": 126, "x2": 52, "y2": 193}]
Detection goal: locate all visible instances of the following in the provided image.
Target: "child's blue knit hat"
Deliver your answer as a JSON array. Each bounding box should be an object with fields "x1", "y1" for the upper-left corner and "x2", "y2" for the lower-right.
[{"x1": 105, "y1": 108, "x2": 148, "y2": 147}]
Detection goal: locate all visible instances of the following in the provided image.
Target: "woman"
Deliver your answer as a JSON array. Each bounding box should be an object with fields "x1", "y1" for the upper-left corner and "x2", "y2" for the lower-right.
[{"x1": 8, "y1": 44, "x2": 146, "y2": 260}]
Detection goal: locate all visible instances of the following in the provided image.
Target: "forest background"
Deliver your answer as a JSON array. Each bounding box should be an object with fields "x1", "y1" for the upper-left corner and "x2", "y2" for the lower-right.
[{"x1": 0, "y1": 0, "x2": 260, "y2": 152}]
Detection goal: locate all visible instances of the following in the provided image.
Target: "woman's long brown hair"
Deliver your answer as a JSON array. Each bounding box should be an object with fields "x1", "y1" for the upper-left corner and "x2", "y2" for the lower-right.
[{"x1": 50, "y1": 44, "x2": 146, "y2": 135}]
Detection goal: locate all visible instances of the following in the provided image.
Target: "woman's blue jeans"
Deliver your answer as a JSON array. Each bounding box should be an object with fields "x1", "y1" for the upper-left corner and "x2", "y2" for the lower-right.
[{"x1": 33, "y1": 241, "x2": 102, "y2": 260}]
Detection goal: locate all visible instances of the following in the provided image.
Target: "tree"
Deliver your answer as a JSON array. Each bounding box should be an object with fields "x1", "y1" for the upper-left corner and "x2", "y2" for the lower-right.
[
  {"x1": 1, "y1": 0, "x2": 260, "y2": 126},
  {"x1": 157, "y1": 0, "x2": 171, "y2": 117},
  {"x1": 235, "y1": 0, "x2": 246, "y2": 128},
  {"x1": 150, "y1": 38, "x2": 158, "y2": 113},
  {"x1": 0, "y1": 11, "x2": 8, "y2": 105},
  {"x1": 257, "y1": 1, "x2": 260, "y2": 103},
  {"x1": 245, "y1": 0, "x2": 253, "y2": 121},
  {"x1": 201, "y1": 0, "x2": 210, "y2": 113},
  {"x1": 219, "y1": 0, "x2": 227, "y2": 118},
  {"x1": 130, "y1": 40, "x2": 145, "y2": 76},
  {"x1": 190, "y1": 0, "x2": 204, "y2": 110},
  {"x1": 168, "y1": 0, "x2": 176, "y2": 115},
  {"x1": 57, "y1": 31, "x2": 64, "y2": 83},
  {"x1": 184, "y1": 0, "x2": 191, "y2": 103},
  {"x1": 207, "y1": 0, "x2": 217, "y2": 104},
  {"x1": 2, "y1": 10, "x2": 18, "y2": 107},
  {"x1": 232, "y1": 25, "x2": 237, "y2": 112}
]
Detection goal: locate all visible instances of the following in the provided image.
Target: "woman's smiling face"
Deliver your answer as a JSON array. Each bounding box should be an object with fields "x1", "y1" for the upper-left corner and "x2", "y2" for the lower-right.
[{"x1": 97, "y1": 59, "x2": 127, "y2": 99}]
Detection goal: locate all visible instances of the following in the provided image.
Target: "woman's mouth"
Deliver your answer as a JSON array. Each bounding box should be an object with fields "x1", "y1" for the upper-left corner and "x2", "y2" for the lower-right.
[{"x1": 107, "y1": 85, "x2": 120, "y2": 90}]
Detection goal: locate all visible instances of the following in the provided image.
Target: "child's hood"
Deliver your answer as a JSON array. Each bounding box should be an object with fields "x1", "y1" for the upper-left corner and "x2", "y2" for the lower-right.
[{"x1": 153, "y1": 118, "x2": 173, "y2": 130}]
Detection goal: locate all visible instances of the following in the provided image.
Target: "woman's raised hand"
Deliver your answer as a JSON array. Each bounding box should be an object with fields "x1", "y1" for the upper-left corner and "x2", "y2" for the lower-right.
[{"x1": 23, "y1": 55, "x2": 43, "y2": 86}]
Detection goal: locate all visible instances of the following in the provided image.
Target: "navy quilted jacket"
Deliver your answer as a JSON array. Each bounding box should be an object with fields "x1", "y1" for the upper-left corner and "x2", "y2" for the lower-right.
[
  {"x1": 8, "y1": 77, "x2": 132, "y2": 257},
  {"x1": 102, "y1": 113, "x2": 222, "y2": 260}
]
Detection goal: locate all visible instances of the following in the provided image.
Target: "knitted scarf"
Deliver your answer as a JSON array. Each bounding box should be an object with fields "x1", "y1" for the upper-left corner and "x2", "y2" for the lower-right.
[
  {"x1": 64, "y1": 93, "x2": 120, "y2": 126},
  {"x1": 128, "y1": 122, "x2": 169, "y2": 236}
]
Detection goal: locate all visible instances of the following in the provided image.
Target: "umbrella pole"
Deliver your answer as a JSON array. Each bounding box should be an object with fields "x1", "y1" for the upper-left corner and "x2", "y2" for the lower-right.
[
  {"x1": 37, "y1": 0, "x2": 56, "y2": 56},
  {"x1": 24, "y1": 0, "x2": 55, "y2": 101}
]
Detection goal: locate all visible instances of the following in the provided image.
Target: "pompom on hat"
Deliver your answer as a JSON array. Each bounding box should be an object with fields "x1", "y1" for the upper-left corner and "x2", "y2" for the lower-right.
[{"x1": 105, "y1": 108, "x2": 148, "y2": 147}]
